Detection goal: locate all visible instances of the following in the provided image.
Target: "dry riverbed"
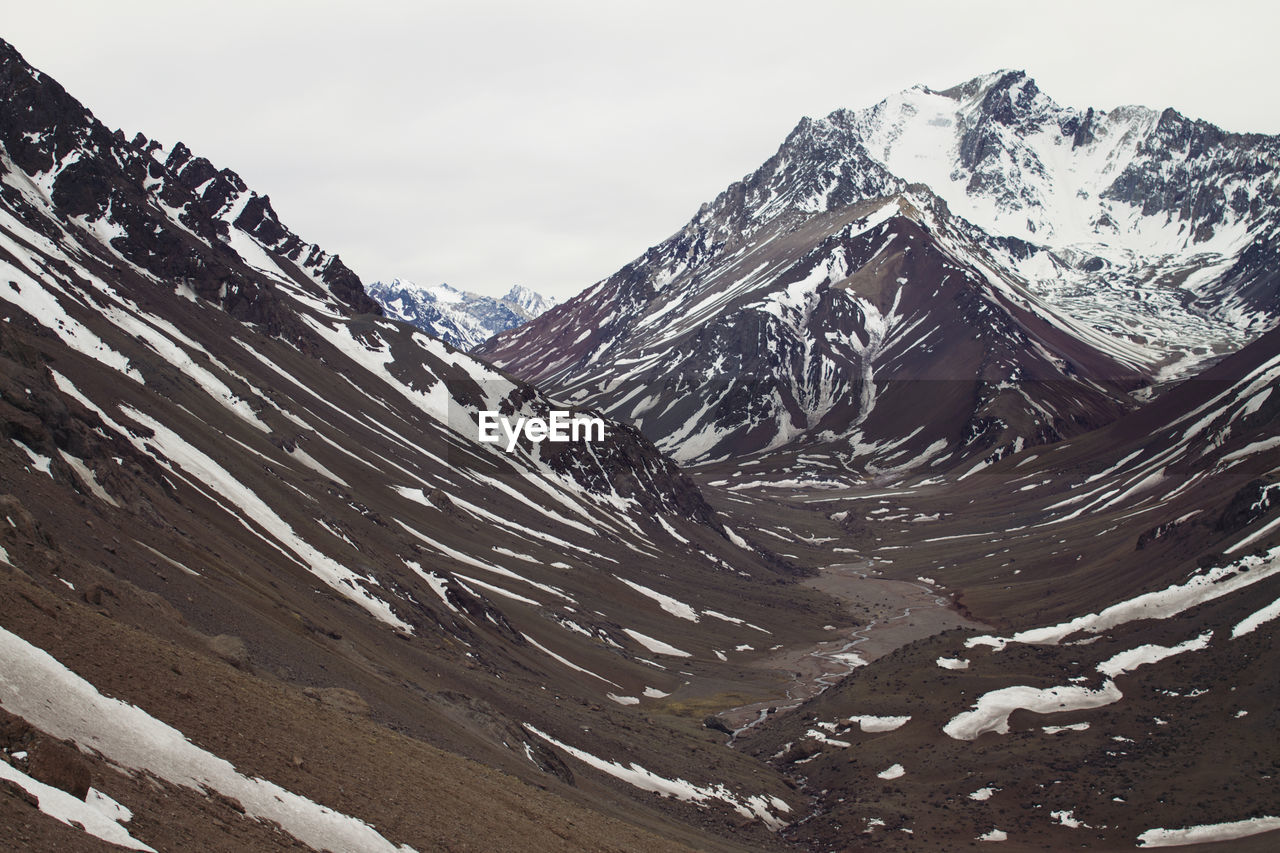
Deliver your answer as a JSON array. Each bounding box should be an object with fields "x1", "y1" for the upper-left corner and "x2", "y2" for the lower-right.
[{"x1": 718, "y1": 562, "x2": 983, "y2": 738}]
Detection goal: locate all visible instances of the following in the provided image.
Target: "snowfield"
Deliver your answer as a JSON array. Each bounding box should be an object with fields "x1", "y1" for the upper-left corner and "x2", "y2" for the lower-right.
[{"x1": 946, "y1": 632, "x2": 1213, "y2": 740}]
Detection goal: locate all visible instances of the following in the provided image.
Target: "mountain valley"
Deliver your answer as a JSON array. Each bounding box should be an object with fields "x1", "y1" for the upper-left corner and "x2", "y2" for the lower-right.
[{"x1": 1, "y1": 39, "x2": 1278, "y2": 853}]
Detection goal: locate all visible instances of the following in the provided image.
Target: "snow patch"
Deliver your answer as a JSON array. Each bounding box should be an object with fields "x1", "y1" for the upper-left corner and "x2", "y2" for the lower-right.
[
  {"x1": 524, "y1": 725, "x2": 788, "y2": 830},
  {"x1": 0, "y1": 625, "x2": 415, "y2": 852},
  {"x1": 0, "y1": 763, "x2": 153, "y2": 851},
  {"x1": 1137, "y1": 816, "x2": 1280, "y2": 847},
  {"x1": 946, "y1": 633, "x2": 1211, "y2": 740},
  {"x1": 846, "y1": 715, "x2": 911, "y2": 732},
  {"x1": 622, "y1": 629, "x2": 692, "y2": 658}
]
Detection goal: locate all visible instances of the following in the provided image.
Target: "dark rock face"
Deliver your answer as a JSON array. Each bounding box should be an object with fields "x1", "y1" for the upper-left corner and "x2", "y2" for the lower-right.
[
  {"x1": 0, "y1": 39, "x2": 381, "y2": 322},
  {"x1": 1216, "y1": 478, "x2": 1280, "y2": 536},
  {"x1": 0, "y1": 708, "x2": 35, "y2": 756},
  {"x1": 957, "y1": 71, "x2": 1042, "y2": 175},
  {"x1": 1068, "y1": 106, "x2": 1097, "y2": 149},
  {"x1": 1102, "y1": 108, "x2": 1278, "y2": 240},
  {"x1": 978, "y1": 71, "x2": 1038, "y2": 127}
]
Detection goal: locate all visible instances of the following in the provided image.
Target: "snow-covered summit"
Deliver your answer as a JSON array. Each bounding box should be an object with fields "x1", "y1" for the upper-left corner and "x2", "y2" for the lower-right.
[
  {"x1": 505, "y1": 284, "x2": 559, "y2": 317},
  {"x1": 823, "y1": 69, "x2": 1280, "y2": 347},
  {"x1": 835, "y1": 70, "x2": 1242, "y2": 253},
  {"x1": 480, "y1": 70, "x2": 1280, "y2": 467},
  {"x1": 368, "y1": 278, "x2": 558, "y2": 351}
]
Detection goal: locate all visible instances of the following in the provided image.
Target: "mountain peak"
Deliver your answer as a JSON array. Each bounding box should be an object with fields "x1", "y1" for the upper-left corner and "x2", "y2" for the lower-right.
[
  {"x1": 935, "y1": 68, "x2": 1029, "y2": 101},
  {"x1": 974, "y1": 70, "x2": 1042, "y2": 125},
  {"x1": 368, "y1": 279, "x2": 557, "y2": 350},
  {"x1": 482, "y1": 68, "x2": 1280, "y2": 468},
  {"x1": 505, "y1": 283, "x2": 537, "y2": 302}
]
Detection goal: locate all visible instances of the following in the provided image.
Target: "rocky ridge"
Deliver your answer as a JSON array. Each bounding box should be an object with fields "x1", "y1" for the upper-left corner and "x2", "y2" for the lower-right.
[{"x1": 0, "y1": 37, "x2": 833, "y2": 851}]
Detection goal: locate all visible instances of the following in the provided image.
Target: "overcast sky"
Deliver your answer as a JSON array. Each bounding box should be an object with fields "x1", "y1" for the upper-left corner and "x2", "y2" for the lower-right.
[{"x1": 7, "y1": 1, "x2": 1279, "y2": 300}]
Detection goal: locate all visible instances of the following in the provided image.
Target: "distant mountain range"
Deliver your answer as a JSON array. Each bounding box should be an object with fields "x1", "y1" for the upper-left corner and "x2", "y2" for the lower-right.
[{"x1": 368, "y1": 279, "x2": 558, "y2": 350}]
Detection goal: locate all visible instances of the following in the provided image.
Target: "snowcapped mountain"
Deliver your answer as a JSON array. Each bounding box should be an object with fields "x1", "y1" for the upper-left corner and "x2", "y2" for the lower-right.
[
  {"x1": 845, "y1": 70, "x2": 1280, "y2": 358},
  {"x1": 504, "y1": 283, "x2": 559, "y2": 316},
  {"x1": 478, "y1": 70, "x2": 1280, "y2": 471},
  {"x1": 368, "y1": 278, "x2": 558, "y2": 350}
]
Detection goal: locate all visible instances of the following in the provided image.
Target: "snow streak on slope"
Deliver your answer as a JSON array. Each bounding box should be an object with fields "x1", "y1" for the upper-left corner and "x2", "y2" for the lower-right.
[
  {"x1": 0, "y1": 625, "x2": 415, "y2": 853},
  {"x1": 122, "y1": 405, "x2": 413, "y2": 630},
  {"x1": 964, "y1": 555, "x2": 1280, "y2": 652},
  {"x1": 525, "y1": 725, "x2": 790, "y2": 831},
  {"x1": 1137, "y1": 816, "x2": 1280, "y2": 848}
]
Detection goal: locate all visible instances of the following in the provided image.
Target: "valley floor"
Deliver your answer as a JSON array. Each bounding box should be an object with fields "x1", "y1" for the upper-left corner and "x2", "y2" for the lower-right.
[
  {"x1": 674, "y1": 461, "x2": 1280, "y2": 852},
  {"x1": 718, "y1": 563, "x2": 984, "y2": 737}
]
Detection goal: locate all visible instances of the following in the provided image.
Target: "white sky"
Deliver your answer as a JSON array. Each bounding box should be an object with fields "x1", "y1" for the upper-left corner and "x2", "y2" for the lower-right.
[{"x1": 6, "y1": 1, "x2": 1279, "y2": 300}]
